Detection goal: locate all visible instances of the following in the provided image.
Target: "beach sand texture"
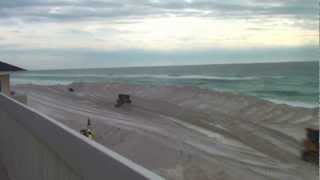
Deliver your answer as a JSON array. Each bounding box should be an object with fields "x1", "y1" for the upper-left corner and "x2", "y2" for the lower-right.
[{"x1": 14, "y1": 83, "x2": 319, "y2": 180}]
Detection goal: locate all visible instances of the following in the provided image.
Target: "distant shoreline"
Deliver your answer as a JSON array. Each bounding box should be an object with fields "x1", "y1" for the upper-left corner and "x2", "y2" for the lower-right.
[
  {"x1": 11, "y1": 61, "x2": 318, "y2": 108},
  {"x1": 13, "y1": 82, "x2": 318, "y2": 109}
]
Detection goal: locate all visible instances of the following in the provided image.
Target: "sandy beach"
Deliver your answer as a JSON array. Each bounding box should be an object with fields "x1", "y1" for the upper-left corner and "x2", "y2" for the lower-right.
[{"x1": 13, "y1": 83, "x2": 319, "y2": 180}]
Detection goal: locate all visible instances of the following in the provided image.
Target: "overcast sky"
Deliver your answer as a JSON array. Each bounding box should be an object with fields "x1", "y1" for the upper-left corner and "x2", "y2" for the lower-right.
[{"x1": 0, "y1": 0, "x2": 318, "y2": 69}]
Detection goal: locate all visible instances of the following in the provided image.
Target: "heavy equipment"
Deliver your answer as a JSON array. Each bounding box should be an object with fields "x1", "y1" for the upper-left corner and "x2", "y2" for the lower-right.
[
  {"x1": 115, "y1": 94, "x2": 132, "y2": 107},
  {"x1": 301, "y1": 128, "x2": 319, "y2": 165},
  {"x1": 80, "y1": 118, "x2": 95, "y2": 139}
]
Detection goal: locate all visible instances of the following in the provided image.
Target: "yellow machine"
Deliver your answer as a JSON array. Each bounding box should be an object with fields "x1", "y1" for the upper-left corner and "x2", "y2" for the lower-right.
[{"x1": 80, "y1": 118, "x2": 95, "y2": 139}]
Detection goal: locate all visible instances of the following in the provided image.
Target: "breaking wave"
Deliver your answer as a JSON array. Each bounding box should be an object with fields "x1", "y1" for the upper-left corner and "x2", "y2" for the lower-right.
[
  {"x1": 12, "y1": 73, "x2": 284, "y2": 81},
  {"x1": 253, "y1": 90, "x2": 316, "y2": 97}
]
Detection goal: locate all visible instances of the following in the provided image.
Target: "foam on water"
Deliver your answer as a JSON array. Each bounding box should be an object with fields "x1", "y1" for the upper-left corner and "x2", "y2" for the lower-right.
[{"x1": 264, "y1": 98, "x2": 318, "y2": 108}]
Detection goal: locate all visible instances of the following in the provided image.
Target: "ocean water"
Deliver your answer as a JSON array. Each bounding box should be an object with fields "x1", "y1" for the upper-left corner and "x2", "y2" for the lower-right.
[{"x1": 11, "y1": 61, "x2": 319, "y2": 107}]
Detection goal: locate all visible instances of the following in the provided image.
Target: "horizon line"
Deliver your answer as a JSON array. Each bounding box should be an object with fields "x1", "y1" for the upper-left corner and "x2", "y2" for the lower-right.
[{"x1": 23, "y1": 60, "x2": 317, "y2": 71}]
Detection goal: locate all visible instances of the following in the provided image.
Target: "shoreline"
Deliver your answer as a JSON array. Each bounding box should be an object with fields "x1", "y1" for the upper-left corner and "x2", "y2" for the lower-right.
[
  {"x1": 13, "y1": 82, "x2": 318, "y2": 109},
  {"x1": 263, "y1": 98, "x2": 318, "y2": 109}
]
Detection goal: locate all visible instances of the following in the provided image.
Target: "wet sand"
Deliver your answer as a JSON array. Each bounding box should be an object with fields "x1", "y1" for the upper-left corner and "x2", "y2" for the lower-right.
[{"x1": 13, "y1": 83, "x2": 319, "y2": 180}]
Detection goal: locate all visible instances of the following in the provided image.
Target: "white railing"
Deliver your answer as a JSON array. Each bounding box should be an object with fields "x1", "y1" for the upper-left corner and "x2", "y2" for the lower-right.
[{"x1": 0, "y1": 94, "x2": 164, "y2": 180}]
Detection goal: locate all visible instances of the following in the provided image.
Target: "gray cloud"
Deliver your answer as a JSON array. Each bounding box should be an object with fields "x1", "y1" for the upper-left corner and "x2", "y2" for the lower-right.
[
  {"x1": 0, "y1": 0, "x2": 317, "y2": 23},
  {"x1": 0, "y1": 0, "x2": 316, "y2": 69}
]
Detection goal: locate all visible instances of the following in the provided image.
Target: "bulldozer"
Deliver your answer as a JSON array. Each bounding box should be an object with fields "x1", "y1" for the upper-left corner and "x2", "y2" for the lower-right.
[
  {"x1": 301, "y1": 128, "x2": 319, "y2": 165},
  {"x1": 114, "y1": 94, "x2": 132, "y2": 107}
]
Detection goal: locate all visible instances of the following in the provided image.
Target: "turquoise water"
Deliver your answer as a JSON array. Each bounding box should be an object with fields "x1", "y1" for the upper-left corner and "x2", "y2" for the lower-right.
[{"x1": 11, "y1": 61, "x2": 319, "y2": 107}]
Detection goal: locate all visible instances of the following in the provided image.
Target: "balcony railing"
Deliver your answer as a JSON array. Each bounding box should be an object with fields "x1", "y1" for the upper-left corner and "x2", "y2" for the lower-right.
[{"x1": 0, "y1": 93, "x2": 165, "y2": 180}]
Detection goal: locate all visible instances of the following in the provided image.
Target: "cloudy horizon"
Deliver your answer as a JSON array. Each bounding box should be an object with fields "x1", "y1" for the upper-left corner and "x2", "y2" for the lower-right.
[{"x1": 0, "y1": 0, "x2": 318, "y2": 70}]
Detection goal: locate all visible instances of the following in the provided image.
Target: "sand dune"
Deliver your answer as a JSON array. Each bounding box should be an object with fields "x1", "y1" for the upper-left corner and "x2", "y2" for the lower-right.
[{"x1": 13, "y1": 83, "x2": 319, "y2": 180}]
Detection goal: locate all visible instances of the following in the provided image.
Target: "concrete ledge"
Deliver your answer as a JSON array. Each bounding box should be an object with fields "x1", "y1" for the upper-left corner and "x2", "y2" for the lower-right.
[
  {"x1": 0, "y1": 162, "x2": 9, "y2": 180},
  {"x1": 0, "y1": 94, "x2": 165, "y2": 180}
]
